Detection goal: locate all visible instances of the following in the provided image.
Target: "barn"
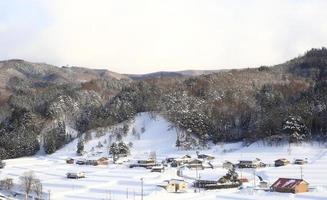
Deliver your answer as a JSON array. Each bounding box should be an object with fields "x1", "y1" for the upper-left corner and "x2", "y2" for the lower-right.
[{"x1": 270, "y1": 178, "x2": 309, "y2": 193}]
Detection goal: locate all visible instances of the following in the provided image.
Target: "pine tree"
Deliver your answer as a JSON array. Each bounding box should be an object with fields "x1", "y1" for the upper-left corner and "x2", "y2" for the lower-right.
[{"x1": 76, "y1": 138, "x2": 84, "y2": 155}]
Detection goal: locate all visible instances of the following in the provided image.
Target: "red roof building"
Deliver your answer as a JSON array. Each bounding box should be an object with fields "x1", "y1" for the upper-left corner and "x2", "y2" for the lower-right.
[{"x1": 271, "y1": 178, "x2": 309, "y2": 193}]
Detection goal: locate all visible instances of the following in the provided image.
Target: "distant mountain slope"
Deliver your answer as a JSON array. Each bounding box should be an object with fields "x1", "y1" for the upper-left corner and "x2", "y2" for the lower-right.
[
  {"x1": 0, "y1": 59, "x2": 130, "y2": 104},
  {"x1": 127, "y1": 69, "x2": 221, "y2": 80},
  {"x1": 1, "y1": 48, "x2": 327, "y2": 160}
]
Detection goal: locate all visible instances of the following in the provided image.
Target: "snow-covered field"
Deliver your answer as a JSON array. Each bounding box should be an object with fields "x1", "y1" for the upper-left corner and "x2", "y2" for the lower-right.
[{"x1": 1, "y1": 113, "x2": 327, "y2": 200}]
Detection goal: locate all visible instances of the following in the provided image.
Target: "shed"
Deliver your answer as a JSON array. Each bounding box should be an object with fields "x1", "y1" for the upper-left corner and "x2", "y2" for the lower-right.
[{"x1": 270, "y1": 178, "x2": 309, "y2": 193}]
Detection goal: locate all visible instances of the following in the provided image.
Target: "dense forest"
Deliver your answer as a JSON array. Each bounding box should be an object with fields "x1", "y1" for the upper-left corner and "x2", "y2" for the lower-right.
[{"x1": 1, "y1": 48, "x2": 327, "y2": 159}]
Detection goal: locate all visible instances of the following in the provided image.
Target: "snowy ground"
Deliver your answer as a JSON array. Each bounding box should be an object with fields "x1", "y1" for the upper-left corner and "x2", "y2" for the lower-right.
[{"x1": 0, "y1": 113, "x2": 327, "y2": 200}]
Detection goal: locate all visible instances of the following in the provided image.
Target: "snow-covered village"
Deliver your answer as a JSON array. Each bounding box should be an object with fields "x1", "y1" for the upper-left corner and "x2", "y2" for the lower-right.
[
  {"x1": 1, "y1": 1, "x2": 327, "y2": 200},
  {"x1": 0, "y1": 113, "x2": 327, "y2": 200}
]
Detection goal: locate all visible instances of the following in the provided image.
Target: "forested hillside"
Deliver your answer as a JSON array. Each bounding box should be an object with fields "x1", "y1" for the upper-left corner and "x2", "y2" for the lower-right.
[{"x1": 1, "y1": 48, "x2": 327, "y2": 159}]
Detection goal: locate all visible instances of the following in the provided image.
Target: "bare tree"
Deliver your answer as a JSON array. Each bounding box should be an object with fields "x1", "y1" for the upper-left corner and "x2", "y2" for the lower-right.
[
  {"x1": 0, "y1": 178, "x2": 13, "y2": 191},
  {"x1": 20, "y1": 171, "x2": 37, "y2": 199},
  {"x1": 33, "y1": 179, "x2": 43, "y2": 199}
]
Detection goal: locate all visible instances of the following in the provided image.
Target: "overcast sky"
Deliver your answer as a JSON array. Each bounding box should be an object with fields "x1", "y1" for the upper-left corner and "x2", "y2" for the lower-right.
[{"x1": 0, "y1": 0, "x2": 326, "y2": 74}]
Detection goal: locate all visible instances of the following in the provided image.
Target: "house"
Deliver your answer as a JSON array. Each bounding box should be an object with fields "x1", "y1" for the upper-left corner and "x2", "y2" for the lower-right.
[
  {"x1": 194, "y1": 179, "x2": 241, "y2": 190},
  {"x1": 66, "y1": 158, "x2": 74, "y2": 164},
  {"x1": 97, "y1": 157, "x2": 109, "y2": 165},
  {"x1": 130, "y1": 159, "x2": 156, "y2": 169},
  {"x1": 151, "y1": 165, "x2": 165, "y2": 172},
  {"x1": 238, "y1": 158, "x2": 265, "y2": 168},
  {"x1": 86, "y1": 159, "x2": 98, "y2": 166},
  {"x1": 0, "y1": 160, "x2": 5, "y2": 169},
  {"x1": 161, "y1": 179, "x2": 188, "y2": 193},
  {"x1": 197, "y1": 153, "x2": 215, "y2": 160},
  {"x1": 174, "y1": 155, "x2": 192, "y2": 165},
  {"x1": 294, "y1": 159, "x2": 308, "y2": 165},
  {"x1": 275, "y1": 158, "x2": 290, "y2": 167},
  {"x1": 66, "y1": 172, "x2": 86, "y2": 179},
  {"x1": 187, "y1": 159, "x2": 204, "y2": 170},
  {"x1": 270, "y1": 178, "x2": 309, "y2": 193},
  {"x1": 238, "y1": 177, "x2": 249, "y2": 183},
  {"x1": 223, "y1": 161, "x2": 234, "y2": 169}
]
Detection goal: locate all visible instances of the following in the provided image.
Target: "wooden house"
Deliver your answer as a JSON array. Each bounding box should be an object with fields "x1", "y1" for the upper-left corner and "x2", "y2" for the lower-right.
[
  {"x1": 238, "y1": 177, "x2": 249, "y2": 183},
  {"x1": 274, "y1": 158, "x2": 290, "y2": 167},
  {"x1": 97, "y1": 157, "x2": 109, "y2": 165},
  {"x1": 161, "y1": 179, "x2": 188, "y2": 193},
  {"x1": 270, "y1": 178, "x2": 309, "y2": 193}
]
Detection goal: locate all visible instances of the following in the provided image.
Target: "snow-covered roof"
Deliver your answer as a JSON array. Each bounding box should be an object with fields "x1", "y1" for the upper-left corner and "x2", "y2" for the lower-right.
[{"x1": 271, "y1": 178, "x2": 308, "y2": 189}]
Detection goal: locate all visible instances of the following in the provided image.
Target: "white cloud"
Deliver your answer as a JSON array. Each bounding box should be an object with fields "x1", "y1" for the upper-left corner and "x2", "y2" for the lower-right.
[{"x1": 1, "y1": 0, "x2": 327, "y2": 73}]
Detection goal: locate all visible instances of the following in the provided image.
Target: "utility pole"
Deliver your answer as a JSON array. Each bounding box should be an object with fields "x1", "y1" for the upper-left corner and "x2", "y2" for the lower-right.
[
  {"x1": 253, "y1": 169, "x2": 256, "y2": 188},
  {"x1": 140, "y1": 178, "x2": 144, "y2": 200},
  {"x1": 48, "y1": 190, "x2": 51, "y2": 200},
  {"x1": 300, "y1": 166, "x2": 303, "y2": 179},
  {"x1": 133, "y1": 189, "x2": 135, "y2": 200},
  {"x1": 126, "y1": 188, "x2": 129, "y2": 199},
  {"x1": 198, "y1": 174, "x2": 201, "y2": 193}
]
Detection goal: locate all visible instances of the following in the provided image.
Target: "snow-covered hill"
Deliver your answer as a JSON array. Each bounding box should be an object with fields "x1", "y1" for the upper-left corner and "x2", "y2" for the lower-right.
[{"x1": 1, "y1": 113, "x2": 327, "y2": 200}]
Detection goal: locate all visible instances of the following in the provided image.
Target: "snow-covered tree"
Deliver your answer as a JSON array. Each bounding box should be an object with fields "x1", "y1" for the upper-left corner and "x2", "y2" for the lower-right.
[
  {"x1": 283, "y1": 115, "x2": 310, "y2": 143},
  {"x1": 76, "y1": 138, "x2": 84, "y2": 154}
]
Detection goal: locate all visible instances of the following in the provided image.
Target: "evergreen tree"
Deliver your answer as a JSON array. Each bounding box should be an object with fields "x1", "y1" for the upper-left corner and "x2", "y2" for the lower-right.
[{"x1": 76, "y1": 138, "x2": 84, "y2": 154}]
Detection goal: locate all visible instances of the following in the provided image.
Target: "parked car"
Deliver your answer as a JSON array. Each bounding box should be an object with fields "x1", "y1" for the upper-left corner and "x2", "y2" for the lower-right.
[
  {"x1": 66, "y1": 172, "x2": 86, "y2": 179},
  {"x1": 76, "y1": 159, "x2": 86, "y2": 165},
  {"x1": 294, "y1": 159, "x2": 308, "y2": 165}
]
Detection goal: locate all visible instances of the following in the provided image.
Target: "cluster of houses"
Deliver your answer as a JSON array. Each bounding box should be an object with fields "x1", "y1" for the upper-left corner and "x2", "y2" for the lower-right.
[
  {"x1": 64, "y1": 150, "x2": 310, "y2": 195},
  {"x1": 166, "y1": 153, "x2": 215, "y2": 170},
  {"x1": 221, "y1": 157, "x2": 308, "y2": 169},
  {"x1": 66, "y1": 157, "x2": 109, "y2": 166}
]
